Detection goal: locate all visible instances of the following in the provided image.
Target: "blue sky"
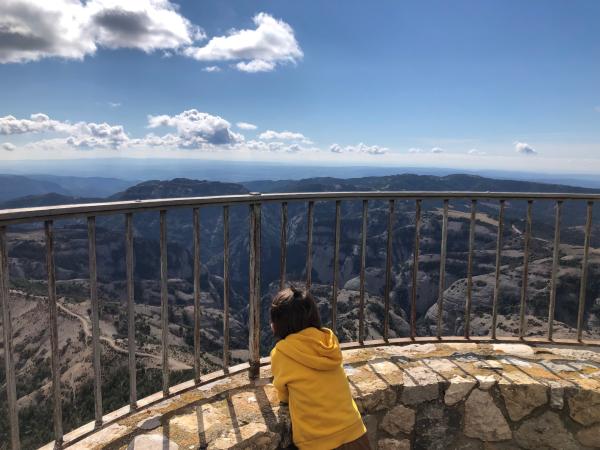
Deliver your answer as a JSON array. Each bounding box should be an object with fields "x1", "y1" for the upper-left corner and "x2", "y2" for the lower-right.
[{"x1": 1, "y1": 0, "x2": 599, "y2": 172}]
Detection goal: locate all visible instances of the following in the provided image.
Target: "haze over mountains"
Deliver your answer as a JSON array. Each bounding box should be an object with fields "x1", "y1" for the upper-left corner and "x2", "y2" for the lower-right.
[
  {"x1": 4, "y1": 158, "x2": 600, "y2": 193},
  {"x1": 2, "y1": 172, "x2": 600, "y2": 448},
  {"x1": 0, "y1": 174, "x2": 135, "y2": 202}
]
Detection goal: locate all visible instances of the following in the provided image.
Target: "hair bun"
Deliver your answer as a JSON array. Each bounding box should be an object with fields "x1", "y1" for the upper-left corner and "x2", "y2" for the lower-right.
[{"x1": 290, "y1": 285, "x2": 302, "y2": 297}]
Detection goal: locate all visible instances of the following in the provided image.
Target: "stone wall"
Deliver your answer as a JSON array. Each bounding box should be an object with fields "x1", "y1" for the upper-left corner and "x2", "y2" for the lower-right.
[
  {"x1": 51, "y1": 343, "x2": 600, "y2": 450},
  {"x1": 349, "y1": 352, "x2": 600, "y2": 449}
]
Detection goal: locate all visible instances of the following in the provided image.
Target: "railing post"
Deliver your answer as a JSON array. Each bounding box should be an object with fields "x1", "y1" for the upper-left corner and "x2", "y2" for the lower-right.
[
  {"x1": 464, "y1": 200, "x2": 477, "y2": 339},
  {"x1": 410, "y1": 199, "x2": 421, "y2": 340},
  {"x1": 193, "y1": 208, "x2": 201, "y2": 383},
  {"x1": 436, "y1": 200, "x2": 449, "y2": 339},
  {"x1": 519, "y1": 200, "x2": 533, "y2": 339},
  {"x1": 223, "y1": 206, "x2": 230, "y2": 370},
  {"x1": 383, "y1": 199, "x2": 395, "y2": 341},
  {"x1": 332, "y1": 200, "x2": 341, "y2": 332},
  {"x1": 359, "y1": 199, "x2": 368, "y2": 344},
  {"x1": 491, "y1": 200, "x2": 505, "y2": 340},
  {"x1": 45, "y1": 220, "x2": 63, "y2": 445},
  {"x1": 1, "y1": 226, "x2": 20, "y2": 450},
  {"x1": 125, "y1": 213, "x2": 137, "y2": 408},
  {"x1": 159, "y1": 210, "x2": 169, "y2": 396},
  {"x1": 306, "y1": 201, "x2": 314, "y2": 290},
  {"x1": 577, "y1": 201, "x2": 593, "y2": 341},
  {"x1": 548, "y1": 201, "x2": 562, "y2": 341},
  {"x1": 249, "y1": 201, "x2": 261, "y2": 379},
  {"x1": 279, "y1": 202, "x2": 288, "y2": 290},
  {"x1": 87, "y1": 217, "x2": 103, "y2": 426}
]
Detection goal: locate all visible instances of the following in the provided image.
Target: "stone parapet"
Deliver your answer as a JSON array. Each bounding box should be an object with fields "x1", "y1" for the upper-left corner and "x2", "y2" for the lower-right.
[{"x1": 44, "y1": 342, "x2": 600, "y2": 450}]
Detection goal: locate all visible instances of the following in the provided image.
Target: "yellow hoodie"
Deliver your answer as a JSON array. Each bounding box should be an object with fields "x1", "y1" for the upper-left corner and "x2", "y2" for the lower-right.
[{"x1": 270, "y1": 327, "x2": 366, "y2": 450}]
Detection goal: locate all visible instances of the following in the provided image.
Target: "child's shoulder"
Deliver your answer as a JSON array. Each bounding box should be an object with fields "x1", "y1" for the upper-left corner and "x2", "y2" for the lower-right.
[
  {"x1": 270, "y1": 342, "x2": 284, "y2": 359},
  {"x1": 270, "y1": 344, "x2": 289, "y2": 369}
]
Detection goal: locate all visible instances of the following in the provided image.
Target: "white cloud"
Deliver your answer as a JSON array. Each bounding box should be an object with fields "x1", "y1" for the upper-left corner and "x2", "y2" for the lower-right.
[
  {"x1": 0, "y1": 6, "x2": 303, "y2": 74},
  {"x1": 67, "y1": 122, "x2": 129, "y2": 149},
  {"x1": 88, "y1": 0, "x2": 204, "y2": 50},
  {"x1": 135, "y1": 132, "x2": 180, "y2": 147},
  {"x1": 244, "y1": 140, "x2": 305, "y2": 153},
  {"x1": 0, "y1": 113, "x2": 69, "y2": 134},
  {"x1": 147, "y1": 109, "x2": 243, "y2": 146},
  {"x1": 0, "y1": 112, "x2": 129, "y2": 148},
  {"x1": 468, "y1": 148, "x2": 486, "y2": 155},
  {"x1": 0, "y1": 0, "x2": 204, "y2": 64},
  {"x1": 236, "y1": 122, "x2": 257, "y2": 130},
  {"x1": 514, "y1": 141, "x2": 537, "y2": 155},
  {"x1": 0, "y1": 110, "x2": 317, "y2": 154},
  {"x1": 108, "y1": 101, "x2": 121, "y2": 108},
  {"x1": 2, "y1": 142, "x2": 16, "y2": 151},
  {"x1": 408, "y1": 147, "x2": 423, "y2": 153},
  {"x1": 236, "y1": 59, "x2": 276, "y2": 73},
  {"x1": 329, "y1": 142, "x2": 388, "y2": 155},
  {"x1": 258, "y1": 130, "x2": 309, "y2": 142},
  {"x1": 183, "y1": 13, "x2": 302, "y2": 72},
  {"x1": 430, "y1": 147, "x2": 444, "y2": 153}
]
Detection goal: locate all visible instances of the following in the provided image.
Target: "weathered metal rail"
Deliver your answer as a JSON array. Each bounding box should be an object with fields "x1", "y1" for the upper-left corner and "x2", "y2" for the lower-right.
[{"x1": 1, "y1": 191, "x2": 600, "y2": 449}]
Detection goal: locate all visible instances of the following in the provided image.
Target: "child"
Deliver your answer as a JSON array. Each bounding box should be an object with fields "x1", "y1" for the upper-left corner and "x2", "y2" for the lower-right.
[{"x1": 270, "y1": 287, "x2": 371, "y2": 450}]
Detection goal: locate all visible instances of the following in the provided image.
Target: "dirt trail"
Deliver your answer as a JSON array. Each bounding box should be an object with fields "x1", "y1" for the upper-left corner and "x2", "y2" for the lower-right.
[{"x1": 10, "y1": 289, "x2": 192, "y2": 371}]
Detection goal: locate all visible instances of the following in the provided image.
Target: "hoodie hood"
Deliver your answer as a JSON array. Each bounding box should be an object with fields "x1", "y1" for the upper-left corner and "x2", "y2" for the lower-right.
[{"x1": 275, "y1": 327, "x2": 342, "y2": 371}]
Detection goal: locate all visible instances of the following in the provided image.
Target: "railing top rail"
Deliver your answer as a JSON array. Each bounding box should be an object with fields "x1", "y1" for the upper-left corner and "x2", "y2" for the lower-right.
[{"x1": 0, "y1": 190, "x2": 598, "y2": 225}]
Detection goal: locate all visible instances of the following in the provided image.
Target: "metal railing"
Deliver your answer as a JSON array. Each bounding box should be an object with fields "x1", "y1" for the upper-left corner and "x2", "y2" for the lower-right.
[{"x1": 1, "y1": 191, "x2": 600, "y2": 449}]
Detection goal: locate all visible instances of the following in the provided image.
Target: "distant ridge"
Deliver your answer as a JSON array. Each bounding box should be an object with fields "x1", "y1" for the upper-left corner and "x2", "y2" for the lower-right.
[
  {"x1": 0, "y1": 174, "x2": 69, "y2": 202},
  {"x1": 5, "y1": 159, "x2": 600, "y2": 188},
  {"x1": 0, "y1": 192, "x2": 101, "y2": 209},
  {"x1": 241, "y1": 173, "x2": 600, "y2": 195},
  {"x1": 0, "y1": 173, "x2": 134, "y2": 203},
  {"x1": 110, "y1": 178, "x2": 248, "y2": 201},
  {"x1": 3, "y1": 173, "x2": 599, "y2": 212}
]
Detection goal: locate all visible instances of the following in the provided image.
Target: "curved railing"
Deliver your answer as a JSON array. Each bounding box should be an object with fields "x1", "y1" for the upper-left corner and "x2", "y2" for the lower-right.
[{"x1": 1, "y1": 191, "x2": 600, "y2": 449}]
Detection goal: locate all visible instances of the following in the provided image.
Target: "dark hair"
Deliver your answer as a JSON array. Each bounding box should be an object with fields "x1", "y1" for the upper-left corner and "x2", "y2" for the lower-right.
[{"x1": 270, "y1": 286, "x2": 322, "y2": 340}]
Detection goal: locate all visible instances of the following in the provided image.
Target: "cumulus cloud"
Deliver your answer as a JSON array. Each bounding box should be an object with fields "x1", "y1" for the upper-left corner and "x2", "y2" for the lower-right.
[
  {"x1": 147, "y1": 109, "x2": 243, "y2": 147},
  {"x1": 259, "y1": 130, "x2": 309, "y2": 142},
  {"x1": 244, "y1": 140, "x2": 305, "y2": 154},
  {"x1": 135, "y1": 132, "x2": 180, "y2": 147},
  {"x1": 0, "y1": 112, "x2": 129, "y2": 148},
  {"x1": 0, "y1": 0, "x2": 203, "y2": 64},
  {"x1": 514, "y1": 141, "x2": 537, "y2": 155},
  {"x1": 0, "y1": 110, "x2": 317, "y2": 154},
  {"x1": 67, "y1": 122, "x2": 129, "y2": 149},
  {"x1": 0, "y1": 6, "x2": 303, "y2": 74},
  {"x1": 236, "y1": 122, "x2": 257, "y2": 130},
  {"x1": 183, "y1": 13, "x2": 302, "y2": 72},
  {"x1": 408, "y1": 148, "x2": 423, "y2": 154},
  {"x1": 2, "y1": 142, "x2": 16, "y2": 151},
  {"x1": 88, "y1": 0, "x2": 204, "y2": 50},
  {"x1": 329, "y1": 142, "x2": 388, "y2": 155},
  {"x1": 430, "y1": 147, "x2": 444, "y2": 153},
  {"x1": 236, "y1": 59, "x2": 276, "y2": 73},
  {"x1": 108, "y1": 101, "x2": 121, "y2": 108},
  {"x1": 0, "y1": 113, "x2": 69, "y2": 134}
]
